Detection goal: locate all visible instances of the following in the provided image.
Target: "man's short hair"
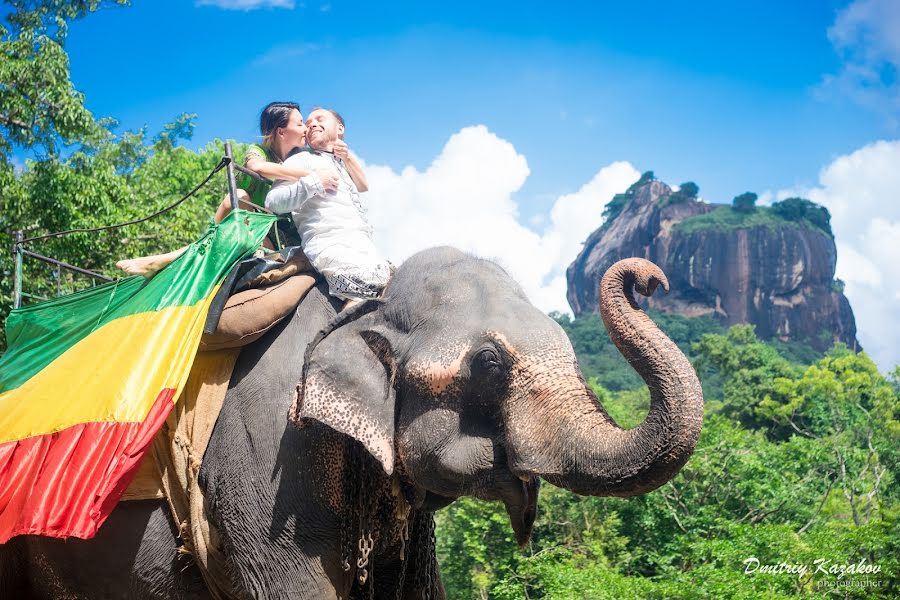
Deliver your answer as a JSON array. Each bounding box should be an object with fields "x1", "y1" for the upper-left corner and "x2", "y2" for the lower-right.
[{"x1": 310, "y1": 107, "x2": 345, "y2": 128}]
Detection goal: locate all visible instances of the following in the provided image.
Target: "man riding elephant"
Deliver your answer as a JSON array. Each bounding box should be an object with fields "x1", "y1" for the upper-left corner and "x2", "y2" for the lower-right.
[{"x1": 266, "y1": 107, "x2": 392, "y2": 303}]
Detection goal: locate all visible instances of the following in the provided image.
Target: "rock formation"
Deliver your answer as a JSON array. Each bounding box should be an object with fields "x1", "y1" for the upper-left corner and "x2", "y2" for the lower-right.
[{"x1": 566, "y1": 177, "x2": 859, "y2": 352}]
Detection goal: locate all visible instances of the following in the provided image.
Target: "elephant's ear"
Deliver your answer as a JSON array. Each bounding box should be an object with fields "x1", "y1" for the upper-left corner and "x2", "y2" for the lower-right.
[{"x1": 291, "y1": 309, "x2": 398, "y2": 475}]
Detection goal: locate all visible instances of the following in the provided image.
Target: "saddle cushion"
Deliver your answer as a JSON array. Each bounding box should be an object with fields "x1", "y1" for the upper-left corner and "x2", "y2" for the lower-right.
[{"x1": 199, "y1": 273, "x2": 316, "y2": 351}]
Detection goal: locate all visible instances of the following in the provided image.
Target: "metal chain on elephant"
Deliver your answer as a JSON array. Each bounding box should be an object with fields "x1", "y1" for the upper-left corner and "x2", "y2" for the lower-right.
[
  {"x1": 341, "y1": 439, "x2": 378, "y2": 597},
  {"x1": 356, "y1": 451, "x2": 375, "y2": 597},
  {"x1": 342, "y1": 439, "x2": 430, "y2": 599},
  {"x1": 340, "y1": 441, "x2": 356, "y2": 574},
  {"x1": 391, "y1": 515, "x2": 410, "y2": 600},
  {"x1": 412, "y1": 511, "x2": 437, "y2": 600},
  {"x1": 425, "y1": 514, "x2": 437, "y2": 600}
]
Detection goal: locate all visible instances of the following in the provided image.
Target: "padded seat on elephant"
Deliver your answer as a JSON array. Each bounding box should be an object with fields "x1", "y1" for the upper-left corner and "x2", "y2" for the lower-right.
[{"x1": 199, "y1": 273, "x2": 317, "y2": 351}]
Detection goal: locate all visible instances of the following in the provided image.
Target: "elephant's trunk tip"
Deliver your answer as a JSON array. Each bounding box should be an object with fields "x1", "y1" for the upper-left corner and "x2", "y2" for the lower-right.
[{"x1": 613, "y1": 257, "x2": 669, "y2": 298}]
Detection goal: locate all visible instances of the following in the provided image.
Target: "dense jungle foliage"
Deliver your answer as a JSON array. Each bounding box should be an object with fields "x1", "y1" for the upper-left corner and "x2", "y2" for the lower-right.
[{"x1": 2, "y1": 3, "x2": 897, "y2": 598}]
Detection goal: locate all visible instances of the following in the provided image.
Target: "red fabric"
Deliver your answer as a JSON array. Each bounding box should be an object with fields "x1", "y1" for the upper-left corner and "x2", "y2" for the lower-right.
[{"x1": 0, "y1": 388, "x2": 175, "y2": 542}]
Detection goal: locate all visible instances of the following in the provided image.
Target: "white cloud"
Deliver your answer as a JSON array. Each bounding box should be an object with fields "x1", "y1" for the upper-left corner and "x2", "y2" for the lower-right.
[
  {"x1": 835, "y1": 242, "x2": 882, "y2": 287},
  {"x1": 756, "y1": 190, "x2": 775, "y2": 206},
  {"x1": 361, "y1": 125, "x2": 639, "y2": 315},
  {"x1": 195, "y1": 0, "x2": 294, "y2": 10},
  {"x1": 777, "y1": 140, "x2": 900, "y2": 371},
  {"x1": 821, "y1": 0, "x2": 900, "y2": 123}
]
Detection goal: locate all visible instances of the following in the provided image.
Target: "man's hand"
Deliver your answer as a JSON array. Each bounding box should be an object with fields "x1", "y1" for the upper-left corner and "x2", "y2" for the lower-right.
[
  {"x1": 334, "y1": 140, "x2": 369, "y2": 192},
  {"x1": 314, "y1": 168, "x2": 340, "y2": 194},
  {"x1": 333, "y1": 139, "x2": 350, "y2": 161}
]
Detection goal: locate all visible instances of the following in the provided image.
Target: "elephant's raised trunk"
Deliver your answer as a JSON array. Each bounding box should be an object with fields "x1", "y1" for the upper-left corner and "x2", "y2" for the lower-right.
[{"x1": 504, "y1": 258, "x2": 704, "y2": 497}]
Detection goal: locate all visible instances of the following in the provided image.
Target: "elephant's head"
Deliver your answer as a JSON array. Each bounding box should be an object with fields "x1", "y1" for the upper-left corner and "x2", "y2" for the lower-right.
[{"x1": 292, "y1": 247, "x2": 703, "y2": 546}]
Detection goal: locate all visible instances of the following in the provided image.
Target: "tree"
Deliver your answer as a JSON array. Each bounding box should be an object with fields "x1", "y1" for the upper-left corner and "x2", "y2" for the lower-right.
[
  {"x1": 771, "y1": 197, "x2": 833, "y2": 236},
  {"x1": 602, "y1": 192, "x2": 630, "y2": 224},
  {"x1": 692, "y1": 325, "x2": 800, "y2": 431},
  {"x1": 665, "y1": 181, "x2": 700, "y2": 206},
  {"x1": 757, "y1": 347, "x2": 899, "y2": 528},
  {"x1": 0, "y1": 2, "x2": 237, "y2": 355},
  {"x1": 732, "y1": 191, "x2": 757, "y2": 213},
  {"x1": 634, "y1": 170, "x2": 654, "y2": 186},
  {"x1": 0, "y1": 1, "x2": 130, "y2": 159},
  {"x1": 678, "y1": 181, "x2": 699, "y2": 198}
]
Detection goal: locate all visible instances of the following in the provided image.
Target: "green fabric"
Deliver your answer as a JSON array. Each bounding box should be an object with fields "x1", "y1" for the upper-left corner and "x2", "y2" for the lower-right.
[
  {"x1": 0, "y1": 209, "x2": 276, "y2": 393},
  {"x1": 238, "y1": 144, "x2": 275, "y2": 207}
]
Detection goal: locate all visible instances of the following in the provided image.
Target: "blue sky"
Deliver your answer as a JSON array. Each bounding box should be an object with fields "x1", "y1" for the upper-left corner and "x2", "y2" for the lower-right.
[
  {"x1": 65, "y1": 1, "x2": 887, "y2": 214},
  {"x1": 54, "y1": 1, "x2": 900, "y2": 370}
]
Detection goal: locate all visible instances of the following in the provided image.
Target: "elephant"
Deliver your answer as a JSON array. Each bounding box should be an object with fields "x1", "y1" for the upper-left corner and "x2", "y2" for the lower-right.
[{"x1": 0, "y1": 247, "x2": 703, "y2": 599}]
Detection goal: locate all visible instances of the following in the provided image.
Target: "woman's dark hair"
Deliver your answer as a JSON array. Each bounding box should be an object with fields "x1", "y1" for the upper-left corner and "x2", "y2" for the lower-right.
[{"x1": 259, "y1": 101, "x2": 300, "y2": 145}]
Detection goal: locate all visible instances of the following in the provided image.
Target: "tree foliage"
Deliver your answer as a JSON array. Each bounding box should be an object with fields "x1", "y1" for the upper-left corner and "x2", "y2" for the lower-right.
[
  {"x1": 661, "y1": 180, "x2": 700, "y2": 207},
  {"x1": 692, "y1": 324, "x2": 801, "y2": 430},
  {"x1": 0, "y1": 1, "x2": 130, "y2": 158},
  {"x1": 733, "y1": 191, "x2": 758, "y2": 213},
  {"x1": 553, "y1": 310, "x2": 724, "y2": 393},
  {"x1": 771, "y1": 197, "x2": 833, "y2": 237},
  {"x1": 0, "y1": 128, "x2": 249, "y2": 352}
]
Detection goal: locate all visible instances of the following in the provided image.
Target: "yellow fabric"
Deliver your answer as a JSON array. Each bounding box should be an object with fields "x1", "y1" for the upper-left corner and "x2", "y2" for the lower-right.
[{"x1": 0, "y1": 292, "x2": 218, "y2": 445}]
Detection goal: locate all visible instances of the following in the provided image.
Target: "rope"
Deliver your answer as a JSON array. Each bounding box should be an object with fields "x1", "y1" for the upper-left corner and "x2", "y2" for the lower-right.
[{"x1": 18, "y1": 157, "x2": 232, "y2": 245}]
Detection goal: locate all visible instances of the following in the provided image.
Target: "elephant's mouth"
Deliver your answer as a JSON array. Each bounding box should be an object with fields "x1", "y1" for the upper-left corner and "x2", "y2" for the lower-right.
[{"x1": 501, "y1": 475, "x2": 540, "y2": 547}]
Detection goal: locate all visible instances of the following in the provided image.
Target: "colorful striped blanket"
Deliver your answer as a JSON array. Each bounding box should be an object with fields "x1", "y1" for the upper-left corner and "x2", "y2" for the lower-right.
[{"x1": 0, "y1": 210, "x2": 274, "y2": 542}]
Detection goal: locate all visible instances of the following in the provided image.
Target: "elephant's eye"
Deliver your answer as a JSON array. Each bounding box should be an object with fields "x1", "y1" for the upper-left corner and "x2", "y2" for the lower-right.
[
  {"x1": 468, "y1": 346, "x2": 510, "y2": 403},
  {"x1": 473, "y1": 347, "x2": 502, "y2": 373}
]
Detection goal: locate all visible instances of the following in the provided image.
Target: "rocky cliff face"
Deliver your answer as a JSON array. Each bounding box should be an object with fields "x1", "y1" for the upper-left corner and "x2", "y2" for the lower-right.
[{"x1": 566, "y1": 180, "x2": 859, "y2": 352}]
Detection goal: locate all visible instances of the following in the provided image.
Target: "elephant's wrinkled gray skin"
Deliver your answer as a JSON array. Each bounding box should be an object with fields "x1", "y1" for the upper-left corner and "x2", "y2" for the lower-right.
[{"x1": 1, "y1": 247, "x2": 703, "y2": 599}]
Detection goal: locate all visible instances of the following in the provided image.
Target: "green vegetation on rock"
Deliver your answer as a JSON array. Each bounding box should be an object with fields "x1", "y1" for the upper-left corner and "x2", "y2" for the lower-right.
[
  {"x1": 602, "y1": 170, "x2": 655, "y2": 224},
  {"x1": 673, "y1": 203, "x2": 832, "y2": 237}
]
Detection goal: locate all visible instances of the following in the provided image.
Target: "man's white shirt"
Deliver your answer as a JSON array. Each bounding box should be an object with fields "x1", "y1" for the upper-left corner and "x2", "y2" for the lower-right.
[{"x1": 265, "y1": 149, "x2": 386, "y2": 275}]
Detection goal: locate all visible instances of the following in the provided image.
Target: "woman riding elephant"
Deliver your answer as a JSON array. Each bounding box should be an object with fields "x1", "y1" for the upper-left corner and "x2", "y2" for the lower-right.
[{"x1": 3, "y1": 250, "x2": 703, "y2": 598}]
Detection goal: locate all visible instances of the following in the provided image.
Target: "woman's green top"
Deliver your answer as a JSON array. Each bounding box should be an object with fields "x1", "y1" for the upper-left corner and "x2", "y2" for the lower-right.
[{"x1": 238, "y1": 144, "x2": 277, "y2": 207}]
